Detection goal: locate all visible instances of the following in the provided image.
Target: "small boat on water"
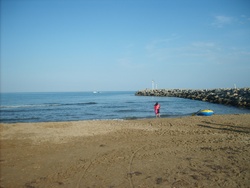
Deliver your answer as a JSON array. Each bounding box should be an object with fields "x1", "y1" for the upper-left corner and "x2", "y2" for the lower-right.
[{"x1": 196, "y1": 109, "x2": 214, "y2": 116}]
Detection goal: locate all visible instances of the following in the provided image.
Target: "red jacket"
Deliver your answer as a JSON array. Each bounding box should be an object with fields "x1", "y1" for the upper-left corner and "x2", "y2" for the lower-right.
[{"x1": 154, "y1": 104, "x2": 160, "y2": 112}]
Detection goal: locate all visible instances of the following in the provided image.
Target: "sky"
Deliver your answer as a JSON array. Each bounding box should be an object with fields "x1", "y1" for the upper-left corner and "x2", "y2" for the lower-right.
[{"x1": 1, "y1": 0, "x2": 250, "y2": 92}]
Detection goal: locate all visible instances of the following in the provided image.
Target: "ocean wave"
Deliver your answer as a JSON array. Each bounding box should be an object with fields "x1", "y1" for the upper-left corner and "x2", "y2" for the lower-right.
[
  {"x1": 123, "y1": 116, "x2": 139, "y2": 120},
  {"x1": 103, "y1": 105, "x2": 127, "y2": 109},
  {"x1": 0, "y1": 104, "x2": 61, "y2": 109},
  {"x1": 0, "y1": 117, "x2": 41, "y2": 123},
  {"x1": 115, "y1": 109, "x2": 138, "y2": 113},
  {"x1": 62, "y1": 102, "x2": 98, "y2": 106},
  {"x1": 0, "y1": 102, "x2": 98, "y2": 109}
]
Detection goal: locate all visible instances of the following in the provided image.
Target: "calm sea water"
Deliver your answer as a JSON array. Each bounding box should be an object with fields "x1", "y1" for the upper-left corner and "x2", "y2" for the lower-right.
[{"x1": 0, "y1": 91, "x2": 249, "y2": 123}]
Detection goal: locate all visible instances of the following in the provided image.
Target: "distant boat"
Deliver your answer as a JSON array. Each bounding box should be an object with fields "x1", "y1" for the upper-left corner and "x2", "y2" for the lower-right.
[{"x1": 93, "y1": 91, "x2": 100, "y2": 94}]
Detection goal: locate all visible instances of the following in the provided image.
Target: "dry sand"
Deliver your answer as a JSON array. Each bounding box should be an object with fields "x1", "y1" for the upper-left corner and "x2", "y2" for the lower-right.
[{"x1": 0, "y1": 114, "x2": 250, "y2": 188}]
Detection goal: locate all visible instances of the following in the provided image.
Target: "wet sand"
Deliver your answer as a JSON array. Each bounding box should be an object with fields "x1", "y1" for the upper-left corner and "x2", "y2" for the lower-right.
[{"x1": 1, "y1": 114, "x2": 250, "y2": 188}]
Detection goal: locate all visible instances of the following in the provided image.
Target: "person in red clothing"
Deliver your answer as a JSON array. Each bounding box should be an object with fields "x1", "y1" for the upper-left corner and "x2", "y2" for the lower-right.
[{"x1": 154, "y1": 102, "x2": 160, "y2": 118}]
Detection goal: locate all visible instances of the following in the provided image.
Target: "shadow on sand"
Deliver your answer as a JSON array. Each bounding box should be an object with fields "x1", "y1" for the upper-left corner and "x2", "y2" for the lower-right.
[{"x1": 197, "y1": 121, "x2": 250, "y2": 134}]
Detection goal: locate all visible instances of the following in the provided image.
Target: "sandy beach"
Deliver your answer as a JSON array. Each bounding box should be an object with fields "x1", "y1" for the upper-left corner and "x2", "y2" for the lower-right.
[{"x1": 0, "y1": 114, "x2": 250, "y2": 188}]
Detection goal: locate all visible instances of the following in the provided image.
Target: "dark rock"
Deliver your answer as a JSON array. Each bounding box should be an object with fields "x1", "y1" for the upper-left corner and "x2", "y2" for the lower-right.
[{"x1": 135, "y1": 88, "x2": 250, "y2": 109}]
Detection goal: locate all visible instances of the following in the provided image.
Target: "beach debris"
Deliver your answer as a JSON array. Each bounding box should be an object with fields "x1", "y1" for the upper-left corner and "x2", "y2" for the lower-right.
[{"x1": 127, "y1": 171, "x2": 142, "y2": 177}]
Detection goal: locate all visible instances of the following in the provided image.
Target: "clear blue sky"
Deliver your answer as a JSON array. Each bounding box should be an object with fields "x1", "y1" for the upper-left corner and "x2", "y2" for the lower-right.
[{"x1": 1, "y1": 0, "x2": 250, "y2": 92}]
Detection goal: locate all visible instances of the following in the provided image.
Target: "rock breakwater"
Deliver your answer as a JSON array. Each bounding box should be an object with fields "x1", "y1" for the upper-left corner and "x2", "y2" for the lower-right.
[{"x1": 135, "y1": 88, "x2": 250, "y2": 108}]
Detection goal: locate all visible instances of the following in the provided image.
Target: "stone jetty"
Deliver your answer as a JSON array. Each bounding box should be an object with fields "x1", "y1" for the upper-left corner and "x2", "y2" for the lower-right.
[{"x1": 135, "y1": 88, "x2": 250, "y2": 109}]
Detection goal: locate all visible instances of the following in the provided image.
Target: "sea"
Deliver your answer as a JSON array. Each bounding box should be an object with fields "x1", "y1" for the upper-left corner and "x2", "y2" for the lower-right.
[{"x1": 0, "y1": 91, "x2": 249, "y2": 123}]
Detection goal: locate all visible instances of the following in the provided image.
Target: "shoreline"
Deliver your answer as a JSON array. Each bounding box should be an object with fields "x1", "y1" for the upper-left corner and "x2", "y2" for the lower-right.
[
  {"x1": 2, "y1": 112, "x2": 249, "y2": 124},
  {"x1": 1, "y1": 114, "x2": 250, "y2": 187}
]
